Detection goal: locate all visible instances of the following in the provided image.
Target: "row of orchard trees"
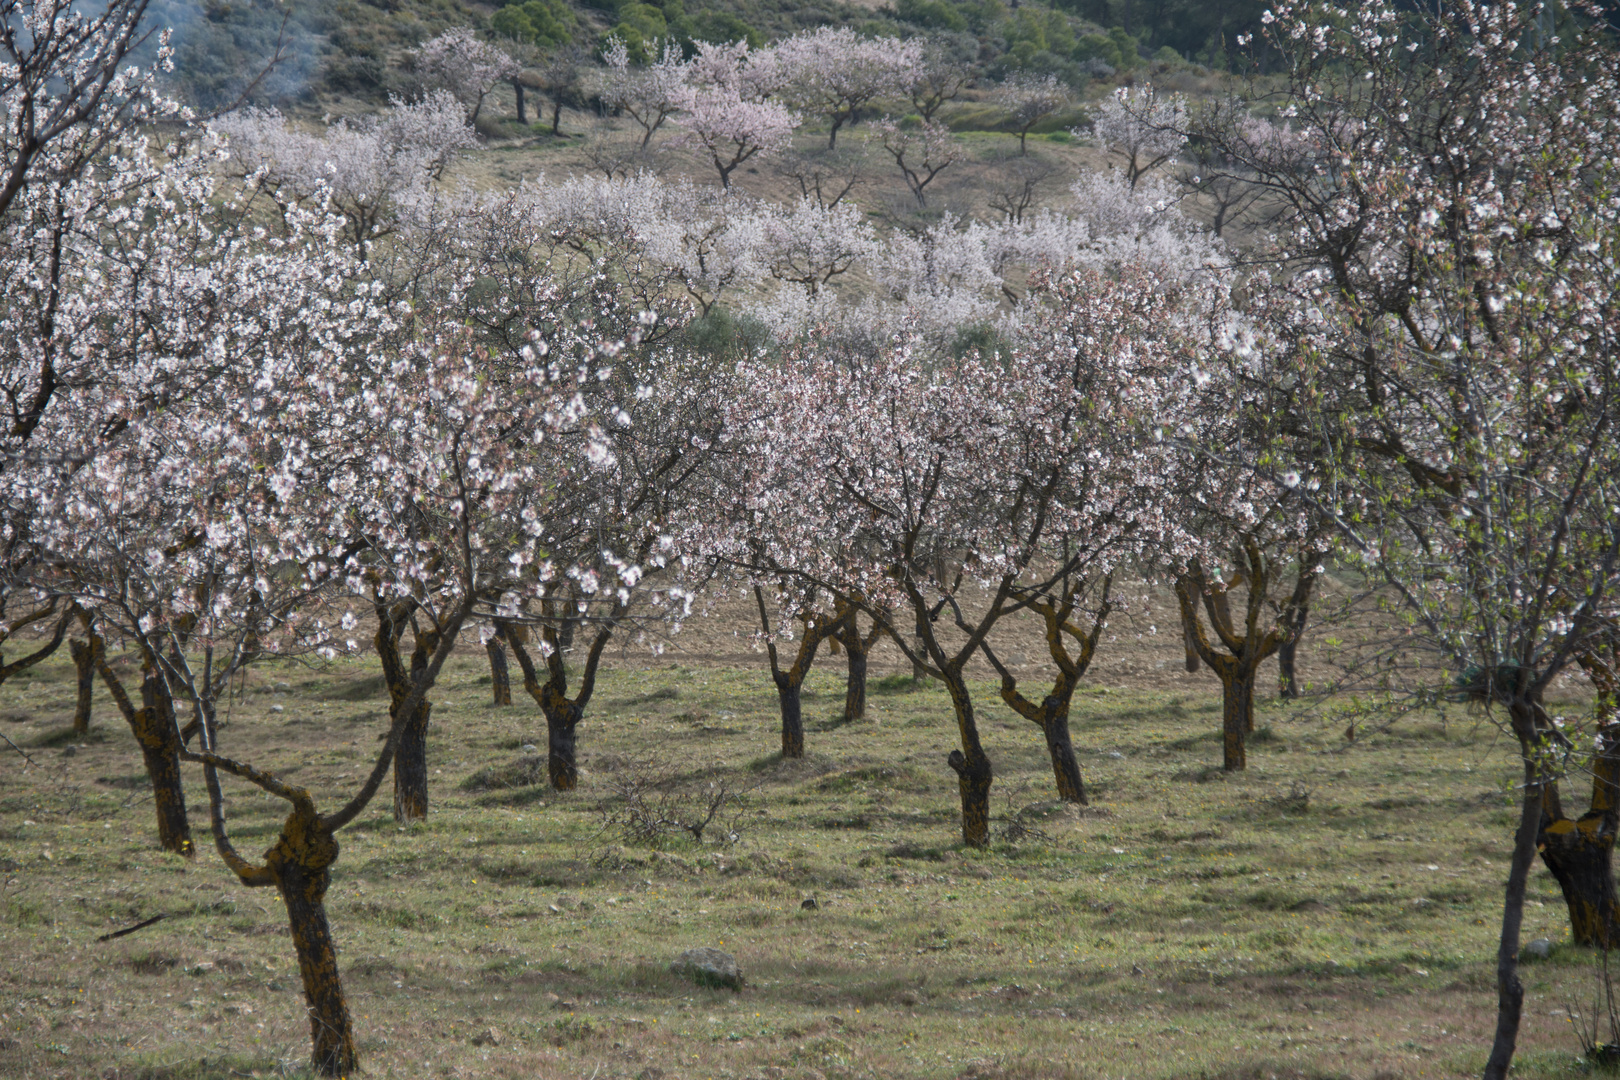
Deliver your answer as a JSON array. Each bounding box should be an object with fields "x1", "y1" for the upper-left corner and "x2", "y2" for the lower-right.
[{"x1": 1, "y1": 1, "x2": 1618, "y2": 1077}]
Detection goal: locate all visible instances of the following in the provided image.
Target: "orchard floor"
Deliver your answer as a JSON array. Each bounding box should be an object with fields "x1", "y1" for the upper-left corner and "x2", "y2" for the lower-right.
[{"x1": 0, "y1": 645, "x2": 1606, "y2": 1080}]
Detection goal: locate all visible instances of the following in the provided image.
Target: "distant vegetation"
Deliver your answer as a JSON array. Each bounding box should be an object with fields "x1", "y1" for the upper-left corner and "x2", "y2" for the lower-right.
[{"x1": 147, "y1": 0, "x2": 1274, "y2": 110}]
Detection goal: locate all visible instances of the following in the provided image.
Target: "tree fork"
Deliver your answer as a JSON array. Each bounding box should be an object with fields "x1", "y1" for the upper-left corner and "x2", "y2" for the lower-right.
[{"x1": 1538, "y1": 723, "x2": 1620, "y2": 947}]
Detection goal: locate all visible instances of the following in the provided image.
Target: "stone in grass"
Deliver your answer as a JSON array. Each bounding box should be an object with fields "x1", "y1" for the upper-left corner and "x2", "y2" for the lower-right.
[
  {"x1": 1524, "y1": 938, "x2": 1553, "y2": 960},
  {"x1": 472, "y1": 1026, "x2": 502, "y2": 1047},
  {"x1": 670, "y1": 947, "x2": 744, "y2": 991}
]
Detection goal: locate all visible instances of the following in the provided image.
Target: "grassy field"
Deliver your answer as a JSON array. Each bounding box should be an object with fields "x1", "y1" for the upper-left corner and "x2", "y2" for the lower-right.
[{"x1": 0, "y1": 637, "x2": 1607, "y2": 1080}]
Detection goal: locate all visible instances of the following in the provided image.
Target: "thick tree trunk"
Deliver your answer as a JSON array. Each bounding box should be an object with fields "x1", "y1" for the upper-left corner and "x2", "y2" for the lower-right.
[
  {"x1": 1539, "y1": 819, "x2": 1620, "y2": 946},
  {"x1": 1277, "y1": 637, "x2": 1301, "y2": 700},
  {"x1": 1040, "y1": 703, "x2": 1087, "y2": 804},
  {"x1": 486, "y1": 639, "x2": 512, "y2": 707},
  {"x1": 137, "y1": 667, "x2": 194, "y2": 856},
  {"x1": 843, "y1": 641, "x2": 867, "y2": 724},
  {"x1": 392, "y1": 629, "x2": 438, "y2": 823},
  {"x1": 70, "y1": 638, "x2": 95, "y2": 737},
  {"x1": 392, "y1": 696, "x2": 431, "y2": 822},
  {"x1": 95, "y1": 654, "x2": 193, "y2": 855},
  {"x1": 947, "y1": 748, "x2": 993, "y2": 848},
  {"x1": 1538, "y1": 723, "x2": 1620, "y2": 947},
  {"x1": 775, "y1": 677, "x2": 804, "y2": 759},
  {"x1": 138, "y1": 722, "x2": 194, "y2": 856},
  {"x1": 544, "y1": 695, "x2": 581, "y2": 790},
  {"x1": 942, "y1": 669, "x2": 993, "y2": 848},
  {"x1": 266, "y1": 817, "x2": 355, "y2": 1078},
  {"x1": 1218, "y1": 667, "x2": 1251, "y2": 771}
]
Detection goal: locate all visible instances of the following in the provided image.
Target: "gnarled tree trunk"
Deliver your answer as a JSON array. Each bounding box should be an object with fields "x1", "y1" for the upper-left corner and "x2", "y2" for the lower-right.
[
  {"x1": 96, "y1": 650, "x2": 193, "y2": 856},
  {"x1": 942, "y1": 670, "x2": 993, "y2": 847},
  {"x1": 542, "y1": 691, "x2": 583, "y2": 790},
  {"x1": 502, "y1": 619, "x2": 612, "y2": 792},
  {"x1": 267, "y1": 807, "x2": 355, "y2": 1077},
  {"x1": 1538, "y1": 723, "x2": 1620, "y2": 947}
]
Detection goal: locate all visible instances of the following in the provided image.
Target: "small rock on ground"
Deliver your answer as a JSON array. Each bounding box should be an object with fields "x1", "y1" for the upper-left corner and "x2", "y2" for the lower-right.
[{"x1": 670, "y1": 946, "x2": 744, "y2": 990}]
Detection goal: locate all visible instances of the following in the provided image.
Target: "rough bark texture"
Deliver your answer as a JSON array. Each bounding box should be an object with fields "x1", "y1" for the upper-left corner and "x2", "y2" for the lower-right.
[
  {"x1": 943, "y1": 672, "x2": 992, "y2": 848},
  {"x1": 374, "y1": 611, "x2": 438, "y2": 825},
  {"x1": 1276, "y1": 637, "x2": 1302, "y2": 700},
  {"x1": 1039, "y1": 704, "x2": 1086, "y2": 803},
  {"x1": 97, "y1": 653, "x2": 193, "y2": 856},
  {"x1": 1218, "y1": 669, "x2": 1253, "y2": 773},
  {"x1": 486, "y1": 639, "x2": 512, "y2": 707},
  {"x1": 266, "y1": 806, "x2": 355, "y2": 1078},
  {"x1": 70, "y1": 637, "x2": 96, "y2": 737},
  {"x1": 775, "y1": 682, "x2": 804, "y2": 758},
  {"x1": 1538, "y1": 724, "x2": 1620, "y2": 947},
  {"x1": 543, "y1": 690, "x2": 582, "y2": 791},
  {"x1": 843, "y1": 640, "x2": 867, "y2": 724}
]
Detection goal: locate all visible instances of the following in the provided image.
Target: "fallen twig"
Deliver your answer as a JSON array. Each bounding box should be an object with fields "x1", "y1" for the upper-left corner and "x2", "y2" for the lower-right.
[
  {"x1": 0, "y1": 729, "x2": 38, "y2": 767},
  {"x1": 97, "y1": 914, "x2": 167, "y2": 942}
]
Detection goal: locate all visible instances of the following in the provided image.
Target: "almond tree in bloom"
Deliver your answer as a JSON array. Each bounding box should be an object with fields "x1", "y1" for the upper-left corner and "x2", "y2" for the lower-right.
[
  {"x1": 0, "y1": 118, "x2": 369, "y2": 851},
  {"x1": 994, "y1": 73, "x2": 1070, "y2": 156},
  {"x1": 211, "y1": 92, "x2": 476, "y2": 260},
  {"x1": 676, "y1": 40, "x2": 799, "y2": 189},
  {"x1": 410, "y1": 27, "x2": 521, "y2": 124},
  {"x1": 712, "y1": 270, "x2": 1199, "y2": 839},
  {"x1": 601, "y1": 36, "x2": 693, "y2": 148},
  {"x1": 0, "y1": 0, "x2": 165, "y2": 218},
  {"x1": 1198, "y1": 2, "x2": 1620, "y2": 1071},
  {"x1": 876, "y1": 117, "x2": 959, "y2": 208},
  {"x1": 772, "y1": 27, "x2": 922, "y2": 149},
  {"x1": 487, "y1": 346, "x2": 711, "y2": 790},
  {"x1": 1089, "y1": 84, "x2": 1187, "y2": 189}
]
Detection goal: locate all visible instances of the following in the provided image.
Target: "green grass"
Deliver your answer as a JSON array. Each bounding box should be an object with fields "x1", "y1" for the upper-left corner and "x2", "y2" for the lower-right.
[{"x1": 0, "y1": 646, "x2": 1605, "y2": 1079}]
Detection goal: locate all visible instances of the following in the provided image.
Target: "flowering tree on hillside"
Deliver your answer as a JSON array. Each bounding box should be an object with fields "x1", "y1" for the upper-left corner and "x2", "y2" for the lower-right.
[
  {"x1": 602, "y1": 37, "x2": 692, "y2": 148},
  {"x1": 772, "y1": 27, "x2": 921, "y2": 148},
  {"x1": 1089, "y1": 84, "x2": 1187, "y2": 189},
  {"x1": 410, "y1": 27, "x2": 520, "y2": 124},
  {"x1": 994, "y1": 73, "x2": 1070, "y2": 156},
  {"x1": 212, "y1": 93, "x2": 475, "y2": 259}
]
